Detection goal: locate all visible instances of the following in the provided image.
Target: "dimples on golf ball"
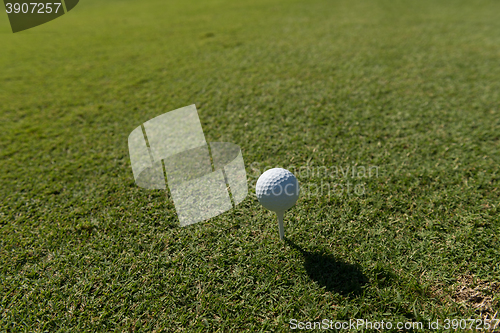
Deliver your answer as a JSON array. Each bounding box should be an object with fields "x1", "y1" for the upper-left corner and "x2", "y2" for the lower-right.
[{"x1": 256, "y1": 168, "x2": 299, "y2": 212}]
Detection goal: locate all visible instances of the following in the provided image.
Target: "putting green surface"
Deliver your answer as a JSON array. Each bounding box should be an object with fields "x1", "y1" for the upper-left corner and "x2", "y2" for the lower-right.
[{"x1": 1, "y1": 0, "x2": 499, "y2": 331}]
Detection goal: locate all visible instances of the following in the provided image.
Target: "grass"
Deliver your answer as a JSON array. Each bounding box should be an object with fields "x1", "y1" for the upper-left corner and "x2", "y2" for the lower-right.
[{"x1": 0, "y1": 0, "x2": 499, "y2": 331}]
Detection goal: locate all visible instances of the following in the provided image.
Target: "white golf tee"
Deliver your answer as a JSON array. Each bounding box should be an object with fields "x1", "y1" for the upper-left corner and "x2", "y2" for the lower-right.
[{"x1": 277, "y1": 211, "x2": 284, "y2": 240}]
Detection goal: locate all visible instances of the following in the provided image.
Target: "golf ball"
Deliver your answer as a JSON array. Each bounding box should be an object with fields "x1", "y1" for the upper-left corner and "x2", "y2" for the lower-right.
[{"x1": 255, "y1": 168, "x2": 299, "y2": 212}]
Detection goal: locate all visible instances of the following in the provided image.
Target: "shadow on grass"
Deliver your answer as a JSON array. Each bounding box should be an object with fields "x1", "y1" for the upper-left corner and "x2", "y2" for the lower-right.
[{"x1": 285, "y1": 238, "x2": 368, "y2": 296}]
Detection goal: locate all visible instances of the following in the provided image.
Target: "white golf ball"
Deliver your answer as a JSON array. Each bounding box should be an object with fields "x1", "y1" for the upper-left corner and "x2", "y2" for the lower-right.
[{"x1": 255, "y1": 168, "x2": 299, "y2": 212}]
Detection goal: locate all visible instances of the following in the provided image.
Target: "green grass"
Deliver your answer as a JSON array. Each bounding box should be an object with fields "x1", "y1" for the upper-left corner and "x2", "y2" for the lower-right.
[{"x1": 1, "y1": 0, "x2": 499, "y2": 331}]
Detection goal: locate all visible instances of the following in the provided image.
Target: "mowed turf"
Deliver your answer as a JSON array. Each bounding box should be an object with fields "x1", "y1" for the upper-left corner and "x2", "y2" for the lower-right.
[{"x1": 1, "y1": 0, "x2": 499, "y2": 331}]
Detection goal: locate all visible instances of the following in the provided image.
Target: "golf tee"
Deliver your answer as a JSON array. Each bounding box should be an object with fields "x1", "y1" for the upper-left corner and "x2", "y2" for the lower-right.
[{"x1": 277, "y1": 211, "x2": 284, "y2": 240}]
